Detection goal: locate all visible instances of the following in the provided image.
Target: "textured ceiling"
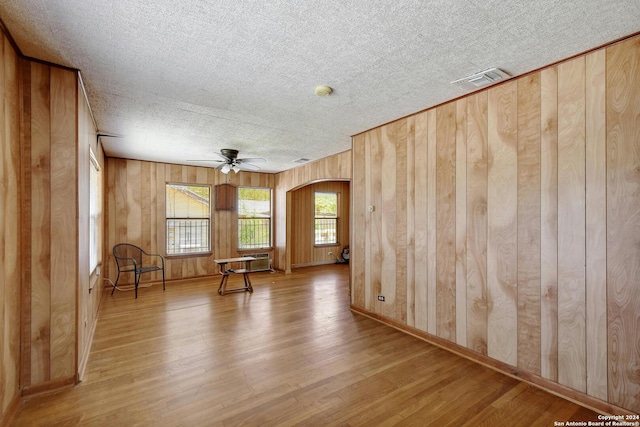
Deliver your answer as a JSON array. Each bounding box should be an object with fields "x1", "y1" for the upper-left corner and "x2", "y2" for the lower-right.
[{"x1": 1, "y1": 1, "x2": 639, "y2": 173}]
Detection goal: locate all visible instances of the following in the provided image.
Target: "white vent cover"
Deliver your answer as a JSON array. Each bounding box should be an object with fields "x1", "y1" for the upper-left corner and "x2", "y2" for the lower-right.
[{"x1": 451, "y1": 68, "x2": 511, "y2": 90}]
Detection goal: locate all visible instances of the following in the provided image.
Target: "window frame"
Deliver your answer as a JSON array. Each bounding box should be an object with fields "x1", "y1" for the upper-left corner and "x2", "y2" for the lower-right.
[
  {"x1": 314, "y1": 191, "x2": 339, "y2": 246},
  {"x1": 237, "y1": 186, "x2": 272, "y2": 251},
  {"x1": 165, "y1": 183, "x2": 212, "y2": 256}
]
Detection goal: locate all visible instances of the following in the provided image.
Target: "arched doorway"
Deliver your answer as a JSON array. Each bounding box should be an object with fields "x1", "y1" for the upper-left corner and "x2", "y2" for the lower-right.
[{"x1": 289, "y1": 180, "x2": 350, "y2": 270}]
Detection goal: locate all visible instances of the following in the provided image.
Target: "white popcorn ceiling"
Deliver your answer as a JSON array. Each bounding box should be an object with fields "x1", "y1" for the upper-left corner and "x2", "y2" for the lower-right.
[{"x1": 1, "y1": 0, "x2": 639, "y2": 173}]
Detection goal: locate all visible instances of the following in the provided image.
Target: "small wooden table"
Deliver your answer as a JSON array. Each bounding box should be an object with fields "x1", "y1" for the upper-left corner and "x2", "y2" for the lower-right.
[{"x1": 214, "y1": 257, "x2": 257, "y2": 295}]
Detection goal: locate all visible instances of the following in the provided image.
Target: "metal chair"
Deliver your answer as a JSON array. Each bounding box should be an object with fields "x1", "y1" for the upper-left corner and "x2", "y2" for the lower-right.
[{"x1": 112, "y1": 243, "x2": 165, "y2": 298}]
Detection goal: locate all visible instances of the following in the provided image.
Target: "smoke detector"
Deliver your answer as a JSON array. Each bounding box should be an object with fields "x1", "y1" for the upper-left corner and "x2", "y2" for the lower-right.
[
  {"x1": 314, "y1": 86, "x2": 333, "y2": 97},
  {"x1": 451, "y1": 68, "x2": 511, "y2": 90}
]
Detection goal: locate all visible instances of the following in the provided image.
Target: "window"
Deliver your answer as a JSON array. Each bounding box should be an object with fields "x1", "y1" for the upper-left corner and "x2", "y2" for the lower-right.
[
  {"x1": 89, "y1": 149, "x2": 102, "y2": 274},
  {"x1": 238, "y1": 187, "x2": 271, "y2": 249},
  {"x1": 166, "y1": 184, "x2": 211, "y2": 255},
  {"x1": 315, "y1": 192, "x2": 338, "y2": 245}
]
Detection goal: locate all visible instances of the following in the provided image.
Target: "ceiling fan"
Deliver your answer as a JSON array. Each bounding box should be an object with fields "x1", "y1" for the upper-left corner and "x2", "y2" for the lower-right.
[{"x1": 190, "y1": 149, "x2": 266, "y2": 174}]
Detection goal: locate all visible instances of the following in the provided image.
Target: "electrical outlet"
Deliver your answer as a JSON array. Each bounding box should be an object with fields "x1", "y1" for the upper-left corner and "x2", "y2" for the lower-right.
[{"x1": 377, "y1": 295, "x2": 385, "y2": 302}]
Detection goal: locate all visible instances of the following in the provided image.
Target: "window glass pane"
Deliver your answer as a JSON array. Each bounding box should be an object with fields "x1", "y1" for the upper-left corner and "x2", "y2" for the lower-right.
[
  {"x1": 89, "y1": 159, "x2": 101, "y2": 272},
  {"x1": 314, "y1": 192, "x2": 338, "y2": 244},
  {"x1": 166, "y1": 185, "x2": 210, "y2": 218},
  {"x1": 166, "y1": 184, "x2": 211, "y2": 254},
  {"x1": 315, "y1": 218, "x2": 337, "y2": 245},
  {"x1": 238, "y1": 187, "x2": 271, "y2": 217},
  {"x1": 238, "y1": 187, "x2": 271, "y2": 249},
  {"x1": 315, "y1": 192, "x2": 338, "y2": 217}
]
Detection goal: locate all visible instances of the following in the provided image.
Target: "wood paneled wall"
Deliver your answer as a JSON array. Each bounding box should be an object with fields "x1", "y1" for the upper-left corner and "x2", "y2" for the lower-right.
[
  {"x1": 0, "y1": 31, "x2": 21, "y2": 424},
  {"x1": 77, "y1": 80, "x2": 103, "y2": 380},
  {"x1": 606, "y1": 36, "x2": 640, "y2": 413},
  {"x1": 1, "y1": 20, "x2": 107, "y2": 418},
  {"x1": 20, "y1": 60, "x2": 80, "y2": 392},
  {"x1": 273, "y1": 151, "x2": 351, "y2": 272},
  {"x1": 351, "y1": 35, "x2": 640, "y2": 413},
  {"x1": 105, "y1": 159, "x2": 275, "y2": 283},
  {"x1": 291, "y1": 181, "x2": 350, "y2": 267}
]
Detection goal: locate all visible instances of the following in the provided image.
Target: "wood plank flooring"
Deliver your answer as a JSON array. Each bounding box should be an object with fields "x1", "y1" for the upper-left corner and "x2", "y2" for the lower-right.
[{"x1": 11, "y1": 265, "x2": 600, "y2": 426}]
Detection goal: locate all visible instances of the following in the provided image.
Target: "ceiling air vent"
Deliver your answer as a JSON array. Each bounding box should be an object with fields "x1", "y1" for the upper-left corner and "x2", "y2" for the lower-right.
[
  {"x1": 451, "y1": 68, "x2": 511, "y2": 90},
  {"x1": 293, "y1": 158, "x2": 311, "y2": 164}
]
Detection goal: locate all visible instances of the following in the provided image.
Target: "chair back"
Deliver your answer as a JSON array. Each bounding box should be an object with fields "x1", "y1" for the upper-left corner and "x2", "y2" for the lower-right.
[{"x1": 113, "y1": 243, "x2": 143, "y2": 268}]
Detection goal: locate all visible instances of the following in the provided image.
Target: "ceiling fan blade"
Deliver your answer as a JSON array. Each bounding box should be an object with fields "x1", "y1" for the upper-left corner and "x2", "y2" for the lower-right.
[
  {"x1": 238, "y1": 162, "x2": 260, "y2": 171},
  {"x1": 186, "y1": 159, "x2": 223, "y2": 162},
  {"x1": 238, "y1": 157, "x2": 266, "y2": 163}
]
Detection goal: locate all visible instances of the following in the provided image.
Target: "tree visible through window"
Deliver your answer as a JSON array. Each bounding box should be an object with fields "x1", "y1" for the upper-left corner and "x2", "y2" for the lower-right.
[
  {"x1": 166, "y1": 184, "x2": 211, "y2": 254},
  {"x1": 238, "y1": 187, "x2": 271, "y2": 249},
  {"x1": 315, "y1": 192, "x2": 338, "y2": 245}
]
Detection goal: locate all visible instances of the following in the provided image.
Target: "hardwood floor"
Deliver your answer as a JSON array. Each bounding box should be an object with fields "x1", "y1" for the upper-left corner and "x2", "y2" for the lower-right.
[{"x1": 11, "y1": 265, "x2": 600, "y2": 426}]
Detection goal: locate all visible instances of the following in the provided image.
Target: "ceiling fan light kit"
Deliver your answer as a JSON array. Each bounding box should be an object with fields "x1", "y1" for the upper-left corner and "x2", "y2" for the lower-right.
[{"x1": 193, "y1": 148, "x2": 267, "y2": 174}]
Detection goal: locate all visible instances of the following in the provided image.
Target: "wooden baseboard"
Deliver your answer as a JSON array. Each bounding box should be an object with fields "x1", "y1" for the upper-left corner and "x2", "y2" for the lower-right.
[
  {"x1": 292, "y1": 260, "x2": 336, "y2": 268},
  {"x1": 1, "y1": 391, "x2": 22, "y2": 427},
  {"x1": 349, "y1": 305, "x2": 635, "y2": 417},
  {"x1": 78, "y1": 313, "x2": 100, "y2": 381},
  {"x1": 21, "y1": 376, "x2": 76, "y2": 397}
]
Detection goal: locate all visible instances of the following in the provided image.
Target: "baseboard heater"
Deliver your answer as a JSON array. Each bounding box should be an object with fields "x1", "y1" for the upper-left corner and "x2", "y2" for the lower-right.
[{"x1": 246, "y1": 253, "x2": 272, "y2": 272}]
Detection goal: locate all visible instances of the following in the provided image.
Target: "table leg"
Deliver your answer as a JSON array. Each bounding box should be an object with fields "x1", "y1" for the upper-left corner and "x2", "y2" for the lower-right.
[
  {"x1": 218, "y1": 274, "x2": 228, "y2": 295},
  {"x1": 243, "y1": 273, "x2": 253, "y2": 293}
]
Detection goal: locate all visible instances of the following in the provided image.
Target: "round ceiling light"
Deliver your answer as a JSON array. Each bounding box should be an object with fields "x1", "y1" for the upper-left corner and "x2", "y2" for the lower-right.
[{"x1": 314, "y1": 85, "x2": 333, "y2": 97}]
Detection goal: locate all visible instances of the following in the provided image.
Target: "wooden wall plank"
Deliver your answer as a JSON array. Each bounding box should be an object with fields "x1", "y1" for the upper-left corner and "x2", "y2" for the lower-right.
[
  {"x1": 140, "y1": 161, "x2": 152, "y2": 251},
  {"x1": 0, "y1": 33, "x2": 6, "y2": 412},
  {"x1": 105, "y1": 157, "x2": 115, "y2": 279},
  {"x1": 465, "y1": 91, "x2": 488, "y2": 355},
  {"x1": 426, "y1": 109, "x2": 437, "y2": 335},
  {"x1": 557, "y1": 56, "x2": 587, "y2": 393},
  {"x1": 1, "y1": 33, "x2": 22, "y2": 417},
  {"x1": 352, "y1": 135, "x2": 366, "y2": 307},
  {"x1": 436, "y1": 102, "x2": 457, "y2": 341},
  {"x1": 606, "y1": 36, "x2": 640, "y2": 413},
  {"x1": 486, "y1": 80, "x2": 518, "y2": 366},
  {"x1": 455, "y1": 98, "x2": 467, "y2": 346},
  {"x1": 114, "y1": 158, "x2": 128, "y2": 254},
  {"x1": 364, "y1": 132, "x2": 373, "y2": 311},
  {"x1": 381, "y1": 123, "x2": 397, "y2": 319},
  {"x1": 20, "y1": 58, "x2": 33, "y2": 389},
  {"x1": 517, "y1": 73, "x2": 542, "y2": 375},
  {"x1": 540, "y1": 66, "x2": 559, "y2": 382},
  {"x1": 29, "y1": 62, "x2": 51, "y2": 385},
  {"x1": 369, "y1": 128, "x2": 383, "y2": 313},
  {"x1": 49, "y1": 67, "x2": 77, "y2": 379},
  {"x1": 149, "y1": 162, "x2": 159, "y2": 280},
  {"x1": 585, "y1": 48, "x2": 608, "y2": 402},
  {"x1": 395, "y1": 120, "x2": 408, "y2": 323},
  {"x1": 413, "y1": 111, "x2": 428, "y2": 332},
  {"x1": 405, "y1": 116, "x2": 416, "y2": 327}
]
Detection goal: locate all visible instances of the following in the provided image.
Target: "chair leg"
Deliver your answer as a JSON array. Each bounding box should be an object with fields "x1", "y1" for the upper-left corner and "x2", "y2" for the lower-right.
[
  {"x1": 135, "y1": 271, "x2": 140, "y2": 299},
  {"x1": 111, "y1": 270, "x2": 121, "y2": 295},
  {"x1": 162, "y1": 269, "x2": 165, "y2": 291}
]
